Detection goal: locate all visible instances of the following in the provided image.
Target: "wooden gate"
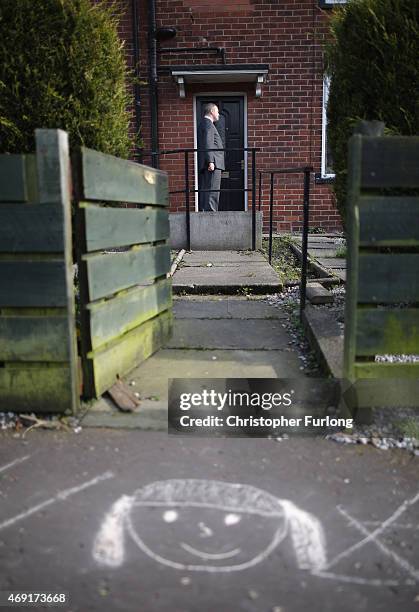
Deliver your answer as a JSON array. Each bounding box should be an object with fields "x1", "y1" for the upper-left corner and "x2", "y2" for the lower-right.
[
  {"x1": 344, "y1": 133, "x2": 419, "y2": 409},
  {"x1": 0, "y1": 130, "x2": 79, "y2": 413},
  {"x1": 74, "y1": 148, "x2": 172, "y2": 398}
]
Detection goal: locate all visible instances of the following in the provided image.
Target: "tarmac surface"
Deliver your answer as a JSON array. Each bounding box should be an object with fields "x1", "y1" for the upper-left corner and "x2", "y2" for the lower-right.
[{"x1": 0, "y1": 429, "x2": 418, "y2": 612}]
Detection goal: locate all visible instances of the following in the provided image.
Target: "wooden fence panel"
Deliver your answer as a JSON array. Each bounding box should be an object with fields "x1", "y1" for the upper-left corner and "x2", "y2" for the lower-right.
[
  {"x1": 361, "y1": 136, "x2": 419, "y2": 188},
  {"x1": 89, "y1": 310, "x2": 173, "y2": 397},
  {"x1": 0, "y1": 315, "x2": 70, "y2": 361},
  {"x1": 0, "y1": 130, "x2": 79, "y2": 413},
  {"x1": 84, "y1": 244, "x2": 170, "y2": 302},
  {"x1": 0, "y1": 155, "x2": 28, "y2": 202},
  {"x1": 76, "y1": 150, "x2": 172, "y2": 398},
  {"x1": 343, "y1": 132, "x2": 419, "y2": 412},
  {"x1": 0, "y1": 204, "x2": 65, "y2": 252},
  {"x1": 359, "y1": 197, "x2": 419, "y2": 246},
  {"x1": 81, "y1": 147, "x2": 168, "y2": 205},
  {"x1": 88, "y1": 278, "x2": 172, "y2": 351},
  {"x1": 83, "y1": 204, "x2": 169, "y2": 251},
  {"x1": 356, "y1": 309, "x2": 419, "y2": 356},
  {"x1": 358, "y1": 254, "x2": 419, "y2": 303}
]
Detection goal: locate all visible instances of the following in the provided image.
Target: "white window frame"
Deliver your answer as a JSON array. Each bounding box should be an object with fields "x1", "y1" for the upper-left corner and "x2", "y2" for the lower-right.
[
  {"x1": 319, "y1": 0, "x2": 347, "y2": 7},
  {"x1": 321, "y1": 76, "x2": 335, "y2": 180}
]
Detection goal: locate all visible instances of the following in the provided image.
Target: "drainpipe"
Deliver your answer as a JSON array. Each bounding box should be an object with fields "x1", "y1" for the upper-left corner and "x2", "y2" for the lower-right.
[
  {"x1": 148, "y1": 0, "x2": 159, "y2": 168},
  {"x1": 131, "y1": 0, "x2": 142, "y2": 161}
]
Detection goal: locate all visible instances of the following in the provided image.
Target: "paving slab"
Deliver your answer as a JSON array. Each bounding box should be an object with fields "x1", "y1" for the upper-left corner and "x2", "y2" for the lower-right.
[
  {"x1": 173, "y1": 250, "x2": 281, "y2": 294},
  {"x1": 316, "y1": 258, "x2": 347, "y2": 269},
  {"x1": 168, "y1": 319, "x2": 292, "y2": 350},
  {"x1": 181, "y1": 260, "x2": 270, "y2": 267},
  {"x1": 183, "y1": 250, "x2": 267, "y2": 263},
  {"x1": 293, "y1": 236, "x2": 342, "y2": 244},
  {"x1": 174, "y1": 268, "x2": 280, "y2": 289},
  {"x1": 308, "y1": 248, "x2": 340, "y2": 258},
  {"x1": 306, "y1": 282, "x2": 334, "y2": 305},
  {"x1": 173, "y1": 299, "x2": 287, "y2": 319}
]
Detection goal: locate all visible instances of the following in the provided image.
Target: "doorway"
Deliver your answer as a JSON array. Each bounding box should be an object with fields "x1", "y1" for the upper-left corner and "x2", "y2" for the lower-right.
[{"x1": 195, "y1": 96, "x2": 245, "y2": 211}]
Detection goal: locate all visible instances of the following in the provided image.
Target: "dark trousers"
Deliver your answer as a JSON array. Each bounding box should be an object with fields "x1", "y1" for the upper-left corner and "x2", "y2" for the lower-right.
[{"x1": 198, "y1": 169, "x2": 221, "y2": 211}]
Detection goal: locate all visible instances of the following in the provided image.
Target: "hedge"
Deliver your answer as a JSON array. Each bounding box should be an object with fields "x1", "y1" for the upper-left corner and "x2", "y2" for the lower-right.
[
  {"x1": 325, "y1": 0, "x2": 419, "y2": 226},
  {"x1": 0, "y1": 0, "x2": 133, "y2": 157}
]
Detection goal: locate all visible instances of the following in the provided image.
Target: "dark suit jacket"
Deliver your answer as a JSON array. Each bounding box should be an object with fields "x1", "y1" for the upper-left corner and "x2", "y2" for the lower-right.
[{"x1": 197, "y1": 117, "x2": 225, "y2": 171}]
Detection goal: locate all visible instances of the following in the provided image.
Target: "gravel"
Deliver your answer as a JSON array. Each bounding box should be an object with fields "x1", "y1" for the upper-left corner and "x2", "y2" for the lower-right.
[{"x1": 302, "y1": 284, "x2": 419, "y2": 455}]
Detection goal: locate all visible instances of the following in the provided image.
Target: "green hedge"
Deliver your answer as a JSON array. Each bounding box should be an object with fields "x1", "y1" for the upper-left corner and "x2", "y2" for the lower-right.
[
  {"x1": 325, "y1": 0, "x2": 419, "y2": 226},
  {"x1": 0, "y1": 0, "x2": 133, "y2": 157}
]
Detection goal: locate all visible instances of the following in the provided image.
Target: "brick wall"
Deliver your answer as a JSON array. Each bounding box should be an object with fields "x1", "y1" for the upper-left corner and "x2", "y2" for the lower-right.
[{"x1": 108, "y1": 0, "x2": 342, "y2": 232}]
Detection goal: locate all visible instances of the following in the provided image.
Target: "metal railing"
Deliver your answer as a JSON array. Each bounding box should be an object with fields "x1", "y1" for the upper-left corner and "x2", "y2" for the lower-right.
[
  {"x1": 141, "y1": 147, "x2": 260, "y2": 251},
  {"x1": 258, "y1": 167, "x2": 313, "y2": 319},
  {"x1": 139, "y1": 149, "x2": 314, "y2": 317}
]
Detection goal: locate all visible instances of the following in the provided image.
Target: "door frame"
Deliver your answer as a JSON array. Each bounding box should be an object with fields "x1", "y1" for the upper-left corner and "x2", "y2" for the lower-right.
[{"x1": 193, "y1": 92, "x2": 248, "y2": 212}]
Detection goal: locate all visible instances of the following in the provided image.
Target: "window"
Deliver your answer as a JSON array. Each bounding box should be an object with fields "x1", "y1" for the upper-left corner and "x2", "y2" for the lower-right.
[{"x1": 321, "y1": 76, "x2": 335, "y2": 180}]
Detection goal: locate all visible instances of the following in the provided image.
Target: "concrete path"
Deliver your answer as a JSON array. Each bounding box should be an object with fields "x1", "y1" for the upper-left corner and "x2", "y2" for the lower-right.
[
  {"x1": 172, "y1": 251, "x2": 281, "y2": 294},
  {"x1": 0, "y1": 429, "x2": 418, "y2": 612},
  {"x1": 82, "y1": 296, "x2": 303, "y2": 429},
  {"x1": 292, "y1": 235, "x2": 347, "y2": 282}
]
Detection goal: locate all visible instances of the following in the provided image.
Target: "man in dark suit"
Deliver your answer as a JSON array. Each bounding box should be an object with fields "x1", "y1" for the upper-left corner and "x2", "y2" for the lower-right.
[{"x1": 197, "y1": 103, "x2": 225, "y2": 211}]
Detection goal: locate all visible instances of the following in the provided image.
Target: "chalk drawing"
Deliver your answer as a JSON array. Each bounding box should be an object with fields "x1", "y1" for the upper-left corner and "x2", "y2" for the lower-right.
[
  {"x1": 92, "y1": 479, "x2": 327, "y2": 573},
  {"x1": 313, "y1": 490, "x2": 419, "y2": 586},
  {"x1": 330, "y1": 504, "x2": 419, "y2": 582},
  {"x1": 92, "y1": 479, "x2": 419, "y2": 586},
  {"x1": 0, "y1": 471, "x2": 114, "y2": 532},
  {"x1": 0, "y1": 455, "x2": 30, "y2": 474},
  {"x1": 325, "y1": 491, "x2": 419, "y2": 571}
]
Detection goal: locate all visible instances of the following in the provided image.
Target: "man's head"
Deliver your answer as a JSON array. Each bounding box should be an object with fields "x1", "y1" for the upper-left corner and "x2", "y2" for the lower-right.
[{"x1": 203, "y1": 103, "x2": 219, "y2": 122}]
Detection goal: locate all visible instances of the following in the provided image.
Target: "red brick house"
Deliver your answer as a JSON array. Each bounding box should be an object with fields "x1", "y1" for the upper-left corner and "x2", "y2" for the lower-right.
[{"x1": 110, "y1": 0, "x2": 345, "y2": 234}]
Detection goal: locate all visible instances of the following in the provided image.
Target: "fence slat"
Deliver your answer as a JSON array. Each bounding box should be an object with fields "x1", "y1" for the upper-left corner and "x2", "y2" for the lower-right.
[
  {"x1": 0, "y1": 316, "x2": 70, "y2": 361},
  {"x1": 0, "y1": 204, "x2": 64, "y2": 252},
  {"x1": 89, "y1": 278, "x2": 172, "y2": 350},
  {"x1": 343, "y1": 134, "x2": 362, "y2": 381},
  {"x1": 89, "y1": 310, "x2": 173, "y2": 396},
  {"x1": 81, "y1": 148, "x2": 168, "y2": 205},
  {"x1": 348, "y1": 378, "x2": 419, "y2": 408},
  {"x1": 358, "y1": 254, "x2": 419, "y2": 303},
  {"x1": 359, "y1": 196, "x2": 419, "y2": 245},
  {"x1": 0, "y1": 261, "x2": 68, "y2": 307},
  {"x1": 354, "y1": 362, "x2": 419, "y2": 379},
  {"x1": 0, "y1": 364, "x2": 74, "y2": 412},
  {"x1": 0, "y1": 155, "x2": 28, "y2": 202},
  {"x1": 361, "y1": 137, "x2": 419, "y2": 188},
  {"x1": 85, "y1": 245, "x2": 170, "y2": 301},
  {"x1": 83, "y1": 205, "x2": 169, "y2": 251},
  {"x1": 356, "y1": 308, "x2": 419, "y2": 355}
]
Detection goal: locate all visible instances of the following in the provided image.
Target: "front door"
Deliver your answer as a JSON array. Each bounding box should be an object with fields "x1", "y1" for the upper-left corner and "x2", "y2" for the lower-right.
[{"x1": 196, "y1": 96, "x2": 245, "y2": 211}]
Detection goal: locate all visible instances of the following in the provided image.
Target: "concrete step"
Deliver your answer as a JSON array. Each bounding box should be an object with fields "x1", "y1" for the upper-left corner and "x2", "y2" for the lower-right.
[{"x1": 172, "y1": 250, "x2": 281, "y2": 294}]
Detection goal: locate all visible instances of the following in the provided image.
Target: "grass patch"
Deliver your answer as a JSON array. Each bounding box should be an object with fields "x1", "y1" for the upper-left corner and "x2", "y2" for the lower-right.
[
  {"x1": 262, "y1": 237, "x2": 301, "y2": 284},
  {"x1": 395, "y1": 418, "x2": 419, "y2": 439},
  {"x1": 335, "y1": 245, "x2": 347, "y2": 258}
]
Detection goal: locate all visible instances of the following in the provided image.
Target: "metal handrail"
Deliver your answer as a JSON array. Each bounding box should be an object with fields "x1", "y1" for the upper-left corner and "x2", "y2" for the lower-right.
[
  {"x1": 258, "y1": 167, "x2": 313, "y2": 320},
  {"x1": 139, "y1": 147, "x2": 260, "y2": 251}
]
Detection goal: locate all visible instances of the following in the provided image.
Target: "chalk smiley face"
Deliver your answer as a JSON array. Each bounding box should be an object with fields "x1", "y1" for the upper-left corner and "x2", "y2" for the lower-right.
[
  {"x1": 127, "y1": 501, "x2": 288, "y2": 571},
  {"x1": 93, "y1": 479, "x2": 327, "y2": 573}
]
